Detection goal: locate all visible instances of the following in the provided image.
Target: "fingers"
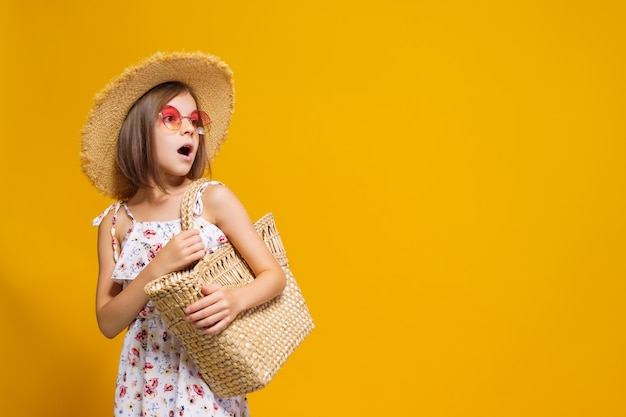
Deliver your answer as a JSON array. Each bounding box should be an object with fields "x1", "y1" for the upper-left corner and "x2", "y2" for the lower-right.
[
  {"x1": 150, "y1": 229, "x2": 205, "y2": 275},
  {"x1": 175, "y1": 229, "x2": 203, "y2": 251},
  {"x1": 185, "y1": 284, "x2": 236, "y2": 333},
  {"x1": 185, "y1": 284, "x2": 225, "y2": 316},
  {"x1": 171, "y1": 229, "x2": 205, "y2": 259},
  {"x1": 187, "y1": 306, "x2": 232, "y2": 334},
  {"x1": 200, "y1": 319, "x2": 230, "y2": 335},
  {"x1": 200, "y1": 283, "x2": 221, "y2": 296},
  {"x1": 177, "y1": 228, "x2": 201, "y2": 239}
]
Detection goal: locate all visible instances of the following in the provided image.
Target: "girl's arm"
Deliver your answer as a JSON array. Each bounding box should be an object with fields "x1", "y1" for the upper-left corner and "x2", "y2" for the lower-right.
[
  {"x1": 185, "y1": 184, "x2": 287, "y2": 334},
  {"x1": 95, "y1": 211, "x2": 206, "y2": 339}
]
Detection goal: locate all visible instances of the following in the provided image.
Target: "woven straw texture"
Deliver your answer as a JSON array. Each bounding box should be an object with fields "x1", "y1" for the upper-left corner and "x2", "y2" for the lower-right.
[{"x1": 144, "y1": 179, "x2": 314, "y2": 398}]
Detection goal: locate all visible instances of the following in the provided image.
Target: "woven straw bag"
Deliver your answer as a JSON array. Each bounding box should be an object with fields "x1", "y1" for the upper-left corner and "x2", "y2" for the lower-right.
[{"x1": 144, "y1": 179, "x2": 314, "y2": 398}]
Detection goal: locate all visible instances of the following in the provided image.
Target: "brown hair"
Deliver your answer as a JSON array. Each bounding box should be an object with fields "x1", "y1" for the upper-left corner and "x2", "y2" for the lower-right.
[{"x1": 116, "y1": 81, "x2": 209, "y2": 196}]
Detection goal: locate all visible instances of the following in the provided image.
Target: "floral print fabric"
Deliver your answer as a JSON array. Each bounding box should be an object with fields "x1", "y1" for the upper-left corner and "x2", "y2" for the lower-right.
[{"x1": 93, "y1": 183, "x2": 250, "y2": 417}]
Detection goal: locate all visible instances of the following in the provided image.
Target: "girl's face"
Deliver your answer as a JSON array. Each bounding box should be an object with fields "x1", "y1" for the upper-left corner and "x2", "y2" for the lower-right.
[{"x1": 153, "y1": 92, "x2": 202, "y2": 180}]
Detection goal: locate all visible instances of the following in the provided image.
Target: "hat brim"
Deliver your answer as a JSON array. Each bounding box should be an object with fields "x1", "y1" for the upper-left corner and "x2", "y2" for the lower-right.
[{"x1": 81, "y1": 51, "x2": 234, "y2": 199}]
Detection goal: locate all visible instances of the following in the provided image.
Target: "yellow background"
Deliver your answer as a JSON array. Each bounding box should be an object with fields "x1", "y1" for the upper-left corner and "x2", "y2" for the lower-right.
[{"x1": 1, "y1": 1, "x2": 625, "y2": 416}]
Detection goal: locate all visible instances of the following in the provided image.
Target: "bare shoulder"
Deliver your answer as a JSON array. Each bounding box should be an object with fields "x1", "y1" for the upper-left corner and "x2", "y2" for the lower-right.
[
  {"x1": 203, "y1": 182, "x2": 247, "y2": 211},
  {"x1": 201, "y1": 182, "x2": 251, "y2": 231},
  {"x1": 96, "y1": 203, "x2": 132, "y2": 245},
  {"x1": 96, "y1": 206, "x2": 115, "y2": 228},
  {"x1": 96, "y1": 208, "x2": 115, "y2": 257},
  {"x1": 202, "y1": 181, "x2": 236, "y2": 204}
]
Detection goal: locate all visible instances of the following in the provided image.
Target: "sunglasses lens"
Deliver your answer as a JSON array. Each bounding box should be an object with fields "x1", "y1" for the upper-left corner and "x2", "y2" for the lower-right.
[
  {"x1": 191, "y1": 110, "x2": 212, "y2": 135},
  {"x1": 160, "y1": 106, "x2": 181, "y2": 130},
  {"x1": 190, "y1": 111, "x2": 211, "y2": 128}
]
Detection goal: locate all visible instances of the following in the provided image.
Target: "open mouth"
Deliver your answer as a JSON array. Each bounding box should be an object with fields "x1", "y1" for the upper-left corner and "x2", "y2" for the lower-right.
[{"x1": 178, "y1": 145, "x2": 192, "y2": 157}]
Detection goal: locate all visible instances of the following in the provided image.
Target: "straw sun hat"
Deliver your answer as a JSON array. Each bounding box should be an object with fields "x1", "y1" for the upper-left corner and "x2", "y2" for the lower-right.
[{"x1": 81, "y1": 51, "x2": 234, "y2": 200}]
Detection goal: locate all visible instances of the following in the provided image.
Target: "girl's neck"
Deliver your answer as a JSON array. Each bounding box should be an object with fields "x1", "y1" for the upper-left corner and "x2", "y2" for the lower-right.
[
  {"x1": 132, "y1": 177, "x2": 191, "y2": 202},
  {"x1": 125, "y1": 179, "x2": 192, "y2": 222}
]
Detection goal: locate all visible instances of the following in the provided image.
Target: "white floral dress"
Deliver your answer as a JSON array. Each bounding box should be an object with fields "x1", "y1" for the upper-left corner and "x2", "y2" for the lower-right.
[{"x1": 93, "y1": 183, "x2": 250, "y2": 417}]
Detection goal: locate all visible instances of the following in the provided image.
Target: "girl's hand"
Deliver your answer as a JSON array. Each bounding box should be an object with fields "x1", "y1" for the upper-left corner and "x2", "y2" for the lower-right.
[
  {"x1": 185, "y1": 283, "x2": 242, "y2": 334},
  {"x1": 151, "y1": 229, "x2": 205, "y2": 276}
]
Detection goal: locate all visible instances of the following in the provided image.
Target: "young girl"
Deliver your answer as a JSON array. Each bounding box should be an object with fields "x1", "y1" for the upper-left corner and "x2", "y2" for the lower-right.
[{"x1": 81, "y1": 52, "x2": 286, "y2": 417}]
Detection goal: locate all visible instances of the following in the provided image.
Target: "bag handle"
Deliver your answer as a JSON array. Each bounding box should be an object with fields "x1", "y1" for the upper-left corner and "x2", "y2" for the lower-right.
[
  {"x1": 180, "y1": 178, "x2": 211, "y2": 231},
  {"x1": 178, "y1": 179, "x2": 288, "y2": 268}
]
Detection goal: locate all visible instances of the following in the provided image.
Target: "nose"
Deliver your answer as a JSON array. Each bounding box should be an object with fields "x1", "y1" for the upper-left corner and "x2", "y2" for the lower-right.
[{"x1": 180, "y1": 116, "x2": 196, "y2": 135}]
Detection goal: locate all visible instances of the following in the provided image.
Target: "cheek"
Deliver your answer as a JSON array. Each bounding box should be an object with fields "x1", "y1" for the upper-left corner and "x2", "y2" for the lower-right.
[{"x1": 153, "y1": 136, "x2": 174, "y2": 158}]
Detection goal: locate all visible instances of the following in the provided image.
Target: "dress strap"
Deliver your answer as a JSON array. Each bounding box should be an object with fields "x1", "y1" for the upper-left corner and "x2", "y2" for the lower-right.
[
  {"x1": 121, "y1": 202, "x2": 137, "y2": 222},
  {"x1": 92, "y1": 203, "x2": 116, "y2": 227},
  {"x1": 92, "y1": 201, "x2": 128, "y2": 263},
  {"x1": 193, "y1": 181, "x2": 223, "y2": 218}
]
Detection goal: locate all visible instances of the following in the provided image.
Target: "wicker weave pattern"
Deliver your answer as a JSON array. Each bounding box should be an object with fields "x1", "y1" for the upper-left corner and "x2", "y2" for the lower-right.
[{"x1": 144, "y1": 179, "x2": 314, "y2": 398}]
